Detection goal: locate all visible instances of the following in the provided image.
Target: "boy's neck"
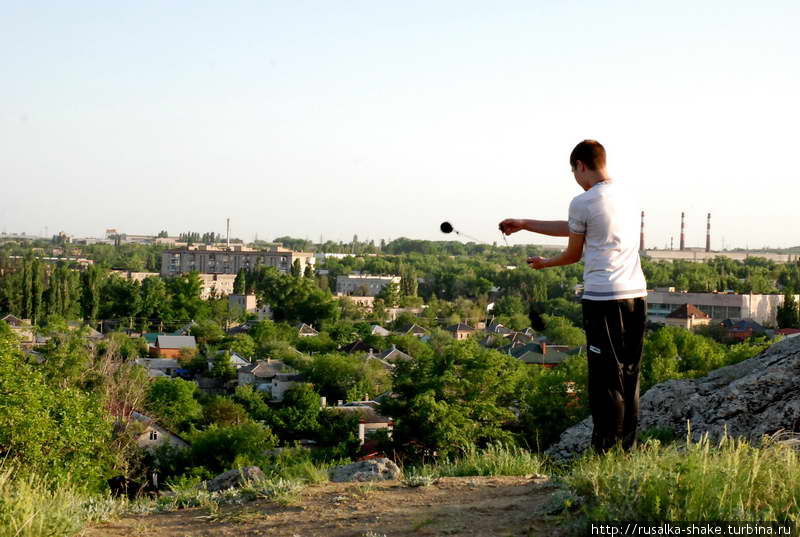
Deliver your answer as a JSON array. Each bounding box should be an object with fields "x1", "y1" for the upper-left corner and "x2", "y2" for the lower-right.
[{"x1": 584, "y1": 169, "x2": 612, "y2": 190}]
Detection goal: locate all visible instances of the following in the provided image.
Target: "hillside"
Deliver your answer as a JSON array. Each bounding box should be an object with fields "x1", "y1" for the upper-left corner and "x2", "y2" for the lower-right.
[{"x1": 86, "y1": 476, "x2": 568, "y2": 537}]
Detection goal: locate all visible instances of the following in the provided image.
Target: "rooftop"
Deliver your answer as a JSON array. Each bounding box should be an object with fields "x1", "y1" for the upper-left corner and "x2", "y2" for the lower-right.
[
  {"x1": 666, "y1": 304, "x2": 711, "y2": 320},
  {"x1": 156, "y1": 335, "x2": 197, "y2": 349}
]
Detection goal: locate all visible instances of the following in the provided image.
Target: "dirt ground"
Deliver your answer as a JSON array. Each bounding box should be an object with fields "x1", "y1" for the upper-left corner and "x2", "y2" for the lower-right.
[{"x1": 85, "y1": 476, "x2": 571, "y2": 537}]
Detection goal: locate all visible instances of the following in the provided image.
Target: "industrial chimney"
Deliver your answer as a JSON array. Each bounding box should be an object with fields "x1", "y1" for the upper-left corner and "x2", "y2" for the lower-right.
[
  {"x1": 705, "y1": 213, "x2": 711, "y2": 253},
  {"x1": 680, "y1": 212, "x2": 686, "y2": 251},
  {"x1": 226, "y1": 218, "x2": 230, "y2": 248},
  {"x1": 640, "y1": 211, "x2": 645, "y2": 251}
]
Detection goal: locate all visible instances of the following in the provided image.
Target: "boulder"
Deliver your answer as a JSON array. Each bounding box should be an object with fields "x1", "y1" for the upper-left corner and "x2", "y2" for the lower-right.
[
  {"x1": 546, "y1": 336, "x2": 800, "y2": 461},
  {"x1": 205, "y1": 466, "x2": 265, "y2": 492},
  {"x1": 330, "y1": 458, "x2": 401, "y2": 482}
]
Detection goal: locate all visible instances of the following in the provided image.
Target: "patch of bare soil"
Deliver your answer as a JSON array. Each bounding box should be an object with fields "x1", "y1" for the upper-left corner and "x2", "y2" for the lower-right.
[{"x1": 86, "y1": 476, "x2": 570, "y2": 537}]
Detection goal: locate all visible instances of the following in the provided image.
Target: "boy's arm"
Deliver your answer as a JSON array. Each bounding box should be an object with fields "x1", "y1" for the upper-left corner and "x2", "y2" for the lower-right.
[
  {"x1": 528, "y1": 232, "x2": 585, "y2": 269},
  {"x1": 499, "y1": 219, "x2": 570, "y2": 237}
]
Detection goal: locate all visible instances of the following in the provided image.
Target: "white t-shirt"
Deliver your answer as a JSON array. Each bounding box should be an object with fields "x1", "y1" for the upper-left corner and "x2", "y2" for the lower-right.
[{"x1": 568, "y1": 181, "x2": 647, "y2": 301}]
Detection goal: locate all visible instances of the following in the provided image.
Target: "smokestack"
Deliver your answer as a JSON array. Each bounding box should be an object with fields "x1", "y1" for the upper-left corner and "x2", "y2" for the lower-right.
[
  {"x1": 706, "y1": 213, "x2": 711, "y2": 252},
  {"x1": 680, "y1": 212, "x2": 686, "y2": 251},
  {"x1": 640, "y1": 211, "x2": 645, "y2": 251},
  {"x1": 226, "y1": 218, "x2": 230, "y2": 248}
]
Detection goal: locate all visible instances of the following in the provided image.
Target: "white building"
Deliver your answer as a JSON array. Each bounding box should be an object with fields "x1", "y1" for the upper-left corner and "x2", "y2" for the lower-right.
[
  {"x1": 130, "y1": 411, "x2": 189, "y2": 451},
  {"x1": 228, "y1": 294, "x2": 272, "y2": 320},
  {"x1": 237, "y1": 359, "x2": 302, "y2": 402},
  {"x1": 336, "y1": 274, "x2": 401, "y2": 297},
  {"x1": 647, "y1": 289, "x2": 799, "y2": 326}
]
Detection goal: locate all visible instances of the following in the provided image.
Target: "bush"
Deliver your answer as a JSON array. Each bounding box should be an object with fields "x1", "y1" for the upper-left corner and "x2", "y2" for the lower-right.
[
  {"x1": 188, "y1": 422, "x2": 278, "y2": 475},
  {"x1": 145, "y1": 377, "x2": 203, "y2": 431},
  {"x1": 0, "y1": 333, "x2": 112, "y2": 489}
]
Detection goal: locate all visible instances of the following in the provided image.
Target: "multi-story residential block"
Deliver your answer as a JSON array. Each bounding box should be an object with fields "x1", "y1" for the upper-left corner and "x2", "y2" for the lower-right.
[
  {"x1": 197, "y1": 273, "x2": 237, "y2": 299},
  {"x1": 647, "y1": 288, "x2": 799, "y2": 326},
  {"x1": 160, "y1": 245, "x2": 314, "y2": 278},
  {"x1": 335, "y1": 273, "x2": 401, "y2": 297},
  {"x1": 111, "y1": 270, "x2": 160, "y2": 283}
]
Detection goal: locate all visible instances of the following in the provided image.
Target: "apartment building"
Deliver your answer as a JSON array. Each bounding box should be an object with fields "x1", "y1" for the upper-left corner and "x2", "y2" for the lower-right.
[
  {"x1": 335, "y1": 274, "x2": 401, "y2": 297},
  {"x1": 160, "y1": 245, "x2": 314, "y2": 277}
]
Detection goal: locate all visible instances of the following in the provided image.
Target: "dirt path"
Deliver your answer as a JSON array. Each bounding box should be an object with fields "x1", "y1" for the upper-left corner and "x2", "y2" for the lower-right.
[{"x1": 86, "y1": 476, "x2": 569, "y2": 537}]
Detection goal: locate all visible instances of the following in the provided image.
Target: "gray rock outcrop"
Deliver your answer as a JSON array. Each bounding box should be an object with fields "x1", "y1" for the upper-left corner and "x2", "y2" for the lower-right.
[
  {"x1": 546, "y1": 335, "x2": 800, "y2": 460},
  {"x1": 205, "y1": 466, "x2": 265, "y2": 492},
  {"x1": 330, "y1": 458, "x2": 402, "y2": 482}
]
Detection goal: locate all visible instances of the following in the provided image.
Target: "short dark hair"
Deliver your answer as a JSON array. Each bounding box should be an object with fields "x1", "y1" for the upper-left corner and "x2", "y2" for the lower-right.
[{"x1": 570, "y1": 140, "x2": 606, "y2": 170}]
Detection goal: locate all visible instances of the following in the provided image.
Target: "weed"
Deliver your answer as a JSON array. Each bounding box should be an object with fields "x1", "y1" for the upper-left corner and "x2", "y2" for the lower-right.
[
  {"x1": 409, "y1": 443, "x2": 547, "y2": 479},
  {"x1": 411, "y1": 517, "x2": 436, "y2": 531},
  {"x1": 402, "y1": 474, "x2": 438, "y2": 488},
  {"x1": 563, "y1": 431, "x2": 800, "y2": 525}
]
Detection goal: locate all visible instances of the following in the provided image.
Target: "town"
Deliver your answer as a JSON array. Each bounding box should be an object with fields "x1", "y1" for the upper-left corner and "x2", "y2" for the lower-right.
[{"x1": 3, "y1": 224, "x2": 799, "y2": 502}]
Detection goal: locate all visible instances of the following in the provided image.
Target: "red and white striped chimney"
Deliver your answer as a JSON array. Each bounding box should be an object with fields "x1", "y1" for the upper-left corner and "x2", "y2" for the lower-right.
[
  {"x1": 640, "y1": 211, "x2": 645, "y2": 251},
  {"x1": 706, "y1": 213, "x2": 711, "y2": 252},
  {"x1": 680, "y1": 212, "x2": 686, "y2": 251}
]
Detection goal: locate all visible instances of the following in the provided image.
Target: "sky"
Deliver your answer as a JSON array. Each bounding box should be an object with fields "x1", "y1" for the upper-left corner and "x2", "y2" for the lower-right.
[{"x1": 2, "y1": 1, "x2": 798, "y2": 249}]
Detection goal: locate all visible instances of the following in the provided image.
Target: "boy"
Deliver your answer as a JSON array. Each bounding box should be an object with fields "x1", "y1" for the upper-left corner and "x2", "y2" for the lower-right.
[{"x1": 499, "y1": 140, "x2": 647, "y2": 453}]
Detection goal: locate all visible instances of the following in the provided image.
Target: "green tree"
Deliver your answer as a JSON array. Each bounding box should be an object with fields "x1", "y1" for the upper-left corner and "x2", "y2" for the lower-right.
[
  {"x1": 80, "y1": 264, "x2": 103, "y2": 324},
  {"x1": 232, "y1": 384, "x2": 273, "y2": 422},
  {"x1": 0, "y1": 324, "x2": 113, "y2": 489},
  {"x1": 254, "y1": 267, "x2": 339, "y2": 326},
  {"x1": 233, "y1": 268, "x2": 247, "y2": 294},
  {"x1": 518, "y1": 353, "x2": 590, "y2": 450},
  {"x1": 140, "y1": 276, "x2": 170, "y2": 329},
  {"x1": 380, "y1": 339, "x2": 525, "y2": 459},
  {"x1": 100, "y1": 274, "x2": 142, "y2": 322},
  {"x1": 542, "y1": 315, "x2": 586, "y2": 346},
  {"x1": 166, "y1": 272, "x2": 204, "y2": 321},
  {"x1": 400, "y1": 266, "x2": 418, "y2": 297},
  {"x1": 145, "y1": 377, "x2": 203, "y2": 431},
  {"x1": 297, "y1": 352, "x2": 390, "y2": 402},
  {"x1": 191, "y1": 319, "x2": 226, "y2": 345},
  {"x1": 776, "y1": 291, "x2": 799, "y2": 329},
  {"x1": 291, "y1": 258, "x2": 302, "y2": 278},
  {"x1": 203, "y1": 396, "x2": 249, "y2": 427},
  {"x1": 493, "y1": 295, "x2": 526, "y2": 317},
  {"x1": 188, "y1": 422, "x2": 277, "y2": 474},
  {"x1": 273, "y1": 383, "x2": 322, "y2": 440},
  {"x1": 641, "y1": 327, "x2": 680, "y2": 391},
  {"x1": 209, "y1": 350, "x2": 237, "y2": 380},
  {"x1": 377, "y1": 282, "x2": 401, "y2": 308},
  {"x1": 229, "y1": 333, "x2": 256, "y2": 358}
]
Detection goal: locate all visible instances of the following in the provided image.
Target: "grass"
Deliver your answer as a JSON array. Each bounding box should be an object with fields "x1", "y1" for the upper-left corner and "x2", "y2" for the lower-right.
[
  {"x1": 562, "y1": 430, "x2": 800, "y2": 526},
  {"x1": 0, "y1": 466, "x2": 119, "y2": 537},
  {"x1": 5, "y1": 432, "x2": 799, "y2": 535},
  {"x1": 127, "y1": 474, "x2": 308, "y2": 515},
  {"x1": 406, "y1": 443, "x2": 548, "y2": 479}
]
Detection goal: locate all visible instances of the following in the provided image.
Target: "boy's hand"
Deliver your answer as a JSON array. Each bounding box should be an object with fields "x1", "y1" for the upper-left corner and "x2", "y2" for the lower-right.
[
  {"x1": 527, "y1": 256, "x2": 547, "y2": 270},
  {"x1": 499, "y1": 219, "x2": 524, "y2": 235}
]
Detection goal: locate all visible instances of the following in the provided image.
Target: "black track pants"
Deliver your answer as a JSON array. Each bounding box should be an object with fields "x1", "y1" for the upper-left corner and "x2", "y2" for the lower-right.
[{"x1": 581, "y1": 297, "x2": 647, "y2": 454}]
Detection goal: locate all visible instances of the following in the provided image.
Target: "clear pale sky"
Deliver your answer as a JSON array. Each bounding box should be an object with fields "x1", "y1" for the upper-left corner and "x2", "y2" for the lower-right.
[{"x1": 2, "y1": 1, "x2": 798, "y2": 249}]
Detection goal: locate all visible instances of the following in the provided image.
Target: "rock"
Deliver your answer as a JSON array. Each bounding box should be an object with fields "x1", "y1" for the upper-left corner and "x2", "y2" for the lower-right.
[
  {"x1": 329, "y1": 458, "x2": 401, "y2": 482},
  {"x1": 205, "y1": 466, "x2": 265, "y2": 492},
  {"x1": 546, "y1": 336, "x2": 800, "y2": 461}
]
